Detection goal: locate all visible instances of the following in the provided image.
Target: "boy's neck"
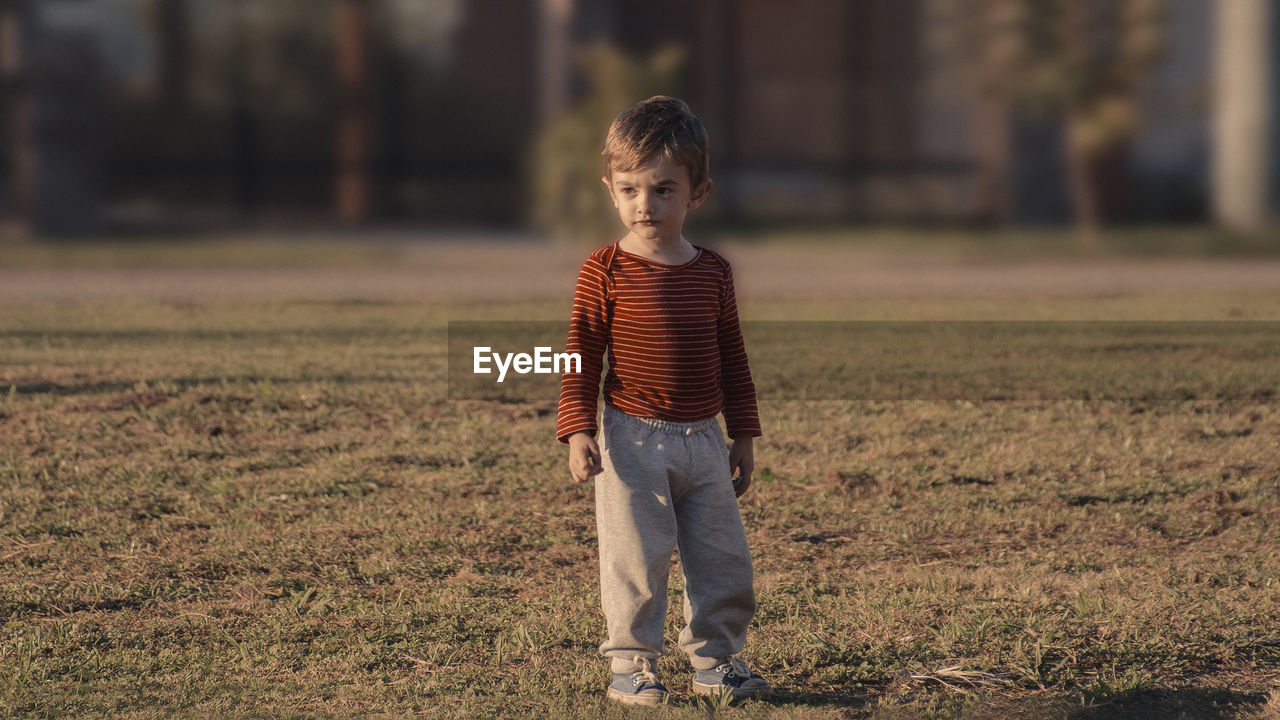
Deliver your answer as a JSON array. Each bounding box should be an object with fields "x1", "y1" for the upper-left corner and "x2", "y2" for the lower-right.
[{"x1": 618, "y1": 234, "x2": 699, "y2": 265}]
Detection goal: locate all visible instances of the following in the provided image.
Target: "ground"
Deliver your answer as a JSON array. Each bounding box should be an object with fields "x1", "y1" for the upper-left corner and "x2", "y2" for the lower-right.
[{"x1": 1, "y1": 231, "x2": 1278, "y2": 719}]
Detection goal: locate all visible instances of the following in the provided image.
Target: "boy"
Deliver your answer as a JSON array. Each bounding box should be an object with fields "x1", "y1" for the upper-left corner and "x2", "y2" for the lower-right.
[{"x1": 556, "y1": 96, "x2": 770, "y2": 706}]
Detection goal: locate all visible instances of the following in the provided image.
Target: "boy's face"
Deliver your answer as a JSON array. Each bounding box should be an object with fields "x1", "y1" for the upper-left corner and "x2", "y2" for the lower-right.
[{"x1": 602, "y1": 157, "x2": 711, "y2": 245}]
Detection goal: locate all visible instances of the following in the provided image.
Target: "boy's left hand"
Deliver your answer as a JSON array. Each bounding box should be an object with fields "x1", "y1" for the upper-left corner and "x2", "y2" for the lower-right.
[{"x1": 728, "y1": 436, "x2": 754, "y2": 498}]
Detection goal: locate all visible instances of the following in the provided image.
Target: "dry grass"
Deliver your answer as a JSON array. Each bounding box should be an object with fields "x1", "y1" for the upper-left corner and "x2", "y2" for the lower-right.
[
  {"x1": 908, "y1": 666, "x2": 1014, "y2": 694},
  {"x1": 1248, "y1": 689, "x2": 1280, "y2": 720},
  {"x1": 2, "y1": 239, "x2": 1280, "y2": 719}
]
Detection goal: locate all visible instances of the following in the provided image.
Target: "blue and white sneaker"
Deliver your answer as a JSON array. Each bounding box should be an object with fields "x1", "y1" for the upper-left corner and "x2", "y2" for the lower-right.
[
  {"x1": 692, "y1": 657, "x2": 772, "y2": 700},
  {"x1": 606, "y1": 657, "x2": 668, "y2": 706}
]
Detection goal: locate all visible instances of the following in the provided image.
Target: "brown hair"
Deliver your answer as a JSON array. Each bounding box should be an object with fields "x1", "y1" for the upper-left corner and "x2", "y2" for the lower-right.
[{"x1": 602, "y1": 96, "x2": 710, "y2": 188}]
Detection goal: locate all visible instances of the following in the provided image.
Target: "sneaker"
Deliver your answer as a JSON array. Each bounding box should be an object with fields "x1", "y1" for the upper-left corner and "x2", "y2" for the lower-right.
[
  {"x1": 606, "y1": 657, "x2": 668, "y2": 706},
  {"x1": 692, "y1": 657, "x2": 772, "y2": 700}
]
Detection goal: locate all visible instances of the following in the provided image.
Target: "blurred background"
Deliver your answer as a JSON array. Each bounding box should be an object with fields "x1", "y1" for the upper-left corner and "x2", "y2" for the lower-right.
[{"x1": 0, "y1": 0, "x2": 1277, "y2": 244}]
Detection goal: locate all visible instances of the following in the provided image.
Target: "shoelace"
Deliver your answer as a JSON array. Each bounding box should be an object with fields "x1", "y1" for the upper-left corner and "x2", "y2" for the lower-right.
[
  {"x1": 631, "y1": 657, "x2": 660, "y2": 688},
  {"x1": 724, "y1": 657, "x2": 753, "y2": 680}
]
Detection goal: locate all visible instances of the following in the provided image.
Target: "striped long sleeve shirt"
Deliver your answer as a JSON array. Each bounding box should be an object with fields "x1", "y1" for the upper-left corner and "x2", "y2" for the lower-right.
[{"x1": 556, "y1": 243, "x2": 761, "y2": 443}]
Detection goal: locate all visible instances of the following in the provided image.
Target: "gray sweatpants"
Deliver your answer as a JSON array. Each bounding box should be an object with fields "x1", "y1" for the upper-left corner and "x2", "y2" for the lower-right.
[{"x1": 596, "y1": 404, "x2": 757, "y2": 674}]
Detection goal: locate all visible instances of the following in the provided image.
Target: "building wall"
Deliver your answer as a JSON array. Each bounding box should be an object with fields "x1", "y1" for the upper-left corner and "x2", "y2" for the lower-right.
[
  {"x1": 1130, "y1": 0, "x2": 1211, "y2": 221},
  {"x1": 1270, "y1": 0, "x2": 1280, "y2": 214},
  {"x1": 734, "y1": 0, "x2": 848, "y2": 165}
]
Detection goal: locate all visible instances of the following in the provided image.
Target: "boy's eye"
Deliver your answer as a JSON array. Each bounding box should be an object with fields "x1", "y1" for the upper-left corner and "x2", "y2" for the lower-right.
[
  {"x1": 656, "y1": 188, "x2": 672, "y2": 195},
  {"x1": 619, "y1": 187, "x2": 636, "y2": 195}
]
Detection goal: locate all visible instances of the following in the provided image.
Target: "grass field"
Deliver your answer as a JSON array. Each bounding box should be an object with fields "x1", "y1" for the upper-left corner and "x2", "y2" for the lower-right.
[{"x1": 2, "y1": 236, "x2": 1279, "y2": 719}]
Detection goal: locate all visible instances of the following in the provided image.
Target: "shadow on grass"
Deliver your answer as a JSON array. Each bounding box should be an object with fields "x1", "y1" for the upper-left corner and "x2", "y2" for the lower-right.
[
  {"x1": 1068, "y1": 687, "x2": 1269, "y2": 720},
  {"x1": 757, "y1": 687, "x2": 871, "y2": 710},
  {"x1": 742, "y1": 686, "x2": 1272, "y2": 720}
]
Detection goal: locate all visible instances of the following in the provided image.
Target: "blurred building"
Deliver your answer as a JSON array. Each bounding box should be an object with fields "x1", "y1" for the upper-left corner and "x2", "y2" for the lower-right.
[
  {"x1": 0, "y1": 0, "x2": 1277, "y2": 234},
  {"x1": 1, "y1": 0, "x2": 107, "y2": 234}
]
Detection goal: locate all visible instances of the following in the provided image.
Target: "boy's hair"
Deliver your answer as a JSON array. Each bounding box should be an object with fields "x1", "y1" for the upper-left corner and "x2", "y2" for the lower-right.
[{"x1": 602, "y1": 96, "x2": 710, "y2": 188}]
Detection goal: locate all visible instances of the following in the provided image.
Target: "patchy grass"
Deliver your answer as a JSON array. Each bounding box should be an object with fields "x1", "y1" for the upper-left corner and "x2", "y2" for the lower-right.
[{"x1": 2, "y1": 292, "x2": 1278, "y2": 719}]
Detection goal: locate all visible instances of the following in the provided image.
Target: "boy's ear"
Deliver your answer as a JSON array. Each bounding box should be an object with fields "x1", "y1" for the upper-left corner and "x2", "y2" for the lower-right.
[
  {"x1": 688, "y1": 178, "x2": 713, "y2": 209},
  {"x1": 601, "y1": 176, "x2": 619, "y2": 208}
]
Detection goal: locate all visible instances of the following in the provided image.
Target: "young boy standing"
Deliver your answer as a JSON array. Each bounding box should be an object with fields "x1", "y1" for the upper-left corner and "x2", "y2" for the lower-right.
[{"x1": 556, "y1": 96, "x2": 771, "y2": 706}]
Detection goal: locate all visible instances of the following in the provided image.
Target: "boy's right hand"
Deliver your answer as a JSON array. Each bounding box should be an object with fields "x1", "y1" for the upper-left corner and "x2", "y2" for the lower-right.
[{"x1": 568, "y1": 432, "x2": 604, "y2": 484}]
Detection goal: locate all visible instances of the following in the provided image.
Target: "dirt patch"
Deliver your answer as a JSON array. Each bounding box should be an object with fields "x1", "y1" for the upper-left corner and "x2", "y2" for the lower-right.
[{"x1": 4, "y1": 239, "x2": 1280, "y2": 301}]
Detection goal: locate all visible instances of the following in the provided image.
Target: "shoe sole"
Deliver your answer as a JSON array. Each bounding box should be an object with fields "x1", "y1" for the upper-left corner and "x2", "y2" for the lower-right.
[
  {"x1": 691, "y1": 681, "x2": 773, "y2": 699},
  {"x1": 606, "y1": 687, "x2": 666, "y2": 706}
]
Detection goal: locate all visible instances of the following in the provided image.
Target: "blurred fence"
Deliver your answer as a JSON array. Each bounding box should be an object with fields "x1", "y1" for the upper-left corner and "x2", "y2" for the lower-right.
[{"x1": 0, "y1": 0, "x2": 1276, "y2": 238}]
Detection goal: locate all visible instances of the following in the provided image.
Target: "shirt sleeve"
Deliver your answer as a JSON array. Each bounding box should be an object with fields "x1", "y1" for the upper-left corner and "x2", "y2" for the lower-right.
[
  {"x1": 716, "y1": 261, "x2": 762, "y2": 438},
  {"x1": 556, "y1": 255, "x2": 610, "y2": 443}
]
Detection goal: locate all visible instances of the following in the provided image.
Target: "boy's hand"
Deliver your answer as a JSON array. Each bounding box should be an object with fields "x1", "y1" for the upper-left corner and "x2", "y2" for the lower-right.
[
  {"x1": 568, "y1": 432, "x2": 603, "y2": 484},
  {"x1": 728, "y1": 436, "x2": 754, "y2": 497}
]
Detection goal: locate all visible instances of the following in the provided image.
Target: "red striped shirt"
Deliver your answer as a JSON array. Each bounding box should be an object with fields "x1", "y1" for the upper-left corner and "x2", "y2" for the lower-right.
[{"x1": 556, "y1": 243, "x2": 761, "y2": 443}]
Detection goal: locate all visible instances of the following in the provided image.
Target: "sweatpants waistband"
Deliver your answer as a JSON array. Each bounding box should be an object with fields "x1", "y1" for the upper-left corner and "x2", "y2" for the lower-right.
[{"x1": 605, "y1": 405, "x2": 719, "y2": 436}]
